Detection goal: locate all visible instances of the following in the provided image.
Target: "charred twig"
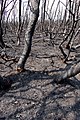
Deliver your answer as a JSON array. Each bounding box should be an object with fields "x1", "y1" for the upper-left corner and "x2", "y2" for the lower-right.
[{"x1": 0, "y1": 53, "x2": 18, "y2": 63}]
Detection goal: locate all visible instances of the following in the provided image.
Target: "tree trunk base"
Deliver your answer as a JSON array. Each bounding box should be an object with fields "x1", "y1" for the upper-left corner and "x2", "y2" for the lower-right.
[{"x1": 16, "y1": 65, "x2": 26, "y2": 73}]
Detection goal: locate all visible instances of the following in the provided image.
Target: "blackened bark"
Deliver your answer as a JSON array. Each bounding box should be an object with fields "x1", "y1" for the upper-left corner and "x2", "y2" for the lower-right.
[
  {"x1": 17, "y1": 0, "x2": 22, "y2": 45},
  {"x1": 55, "y1": 61, "x2": 80, "y2": 83},
  {"x1": 0, "y1": 0, "x2": 5, "y2": 48},
  {"x1": 17, "y1": 0, "x2": 40, "y2": 71},
  {"x1": 0, "y1": 20, "x2": 5, "y2": 48},
  {"x1": 19, "y1": 0, "x2": 22, "y2": 28}
]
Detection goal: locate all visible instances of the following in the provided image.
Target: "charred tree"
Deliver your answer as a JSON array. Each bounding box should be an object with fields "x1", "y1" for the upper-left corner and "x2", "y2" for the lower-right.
[
  {"x1": 0, "y1": 0, "x2": 5, "y2": 48},
  {"x1": 0, "y1": 20, "x2": 5, "y2": 48},
  {"x1": 19, "y1": 0, "x2": 22, "y2": 31},
  {"x1": 59, "y1": 0, "x2": 80, "y2": 62},
  {"x1": 41, "y1": 0, "x2": 46, "y2": 32},
  {"x1": 55, "y1": 61, "x2": 80, "y2": 84},
  {"x1": 17, "y1": 0, "x2": 22, "y2": 45},
  {"x1": 17, "y1": 0, "x2": 40, "y2": 71}
]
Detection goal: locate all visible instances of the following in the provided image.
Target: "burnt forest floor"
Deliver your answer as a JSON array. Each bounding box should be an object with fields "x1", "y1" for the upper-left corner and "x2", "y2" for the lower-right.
[{"x1": 0, "y1": 29, "x2": 80, "y2": 120}]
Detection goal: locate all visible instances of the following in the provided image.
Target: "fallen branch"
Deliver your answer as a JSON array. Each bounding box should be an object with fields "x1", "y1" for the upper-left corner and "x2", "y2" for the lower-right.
[{"x1": 54, "y1": 60, "x2": 80, "y2": 83}]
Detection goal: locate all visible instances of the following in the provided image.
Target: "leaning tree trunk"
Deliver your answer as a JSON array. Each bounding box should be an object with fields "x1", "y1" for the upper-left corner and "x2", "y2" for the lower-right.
[
  {"x1": 55, "y1": 61, "x2": 80, "y2": 83},
  {"x1": 17, "y1": 0, "x2": 40, "y2": 71}
]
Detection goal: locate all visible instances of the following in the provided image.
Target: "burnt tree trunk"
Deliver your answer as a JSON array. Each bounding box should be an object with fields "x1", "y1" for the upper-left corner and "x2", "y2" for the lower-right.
[
  {"x1": 0, "y1": 0, "x2": 5, "y2": 48},
  {"x1": 17, "y1": 0, "x2": 40, "y2": 71},
  {"x1": 19, "y1": 0, "x2": 22, "y2": 29},
  {"x1": 17, "y1": 0, "x2": 22, "y2": 45},
  {"x1": 0, "y1": 20, "x2": 5, "y2": 48},
  {"x1": 41, "y1": 0, "x2": 46, "y2": 31},
  {"x1": 55, "y1": 61, "x2": 80, "y2": 83}
]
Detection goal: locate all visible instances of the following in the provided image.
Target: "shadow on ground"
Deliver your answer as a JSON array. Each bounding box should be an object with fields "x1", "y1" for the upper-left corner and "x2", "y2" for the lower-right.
[{"x1": 0, "y1": 69, "x2": 80, "y2": 120}]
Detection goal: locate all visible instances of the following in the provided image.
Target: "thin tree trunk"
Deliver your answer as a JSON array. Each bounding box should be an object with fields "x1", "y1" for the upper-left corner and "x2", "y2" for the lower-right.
[
  {"x1": 41, "y1": 0, "x2": 46, "y2": 32},
  {"x1": 0, "y1": 0, "x2": 5, "y2": 48},
  {"x1": 43, "y1": 0, "x2": 46, "y2": 23},
  {"x1": 17, "y1": 0, "x2": 22, "y2": 45},
  {"x1": 17, "y1": 0, "x2": 40, "y2": 71},
  {"x1": 0, "y1": 20, "x2": 5, "y2": 48},
  {"x1": 19, "y1": 0, "x2": 22, "y2": 29}
]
